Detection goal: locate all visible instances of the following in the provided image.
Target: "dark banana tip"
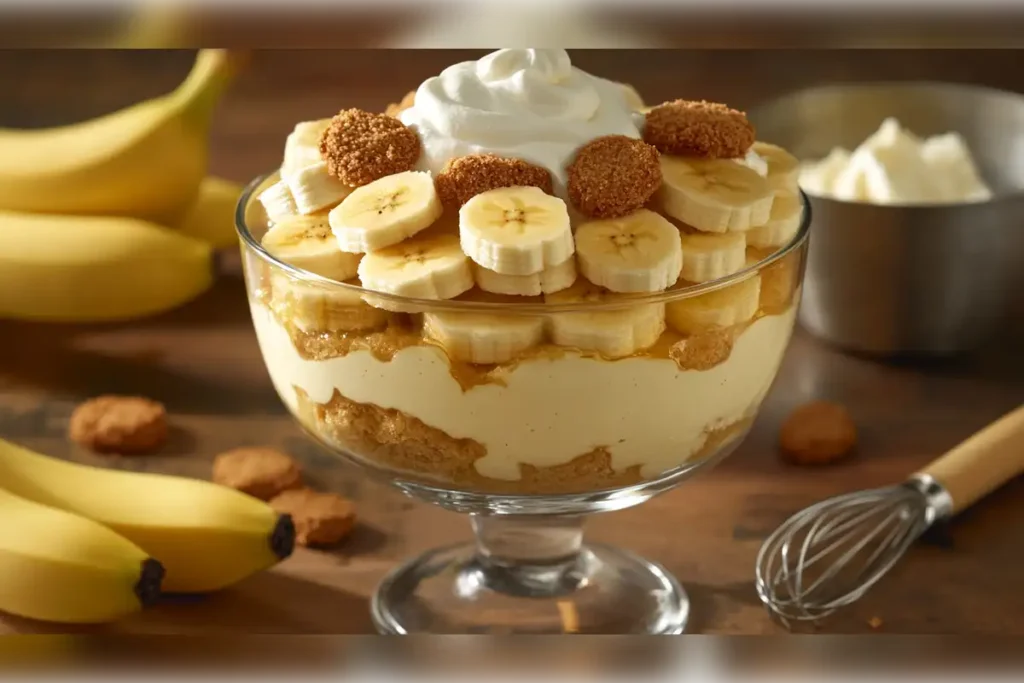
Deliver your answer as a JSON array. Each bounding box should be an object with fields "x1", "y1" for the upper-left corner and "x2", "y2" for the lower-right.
[
  {"x1": 270, "y1": 514, "x2": 296, "y2": 560},
  {"x1": 135, "y1": 558, "x2": 166, "y2": 607}
]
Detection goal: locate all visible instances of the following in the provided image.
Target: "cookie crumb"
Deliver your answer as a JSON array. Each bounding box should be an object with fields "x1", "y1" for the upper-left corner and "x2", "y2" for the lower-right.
[
  {"x1": 779, "y1": 400, "x2": 857, "y2": 466},
  {"x1": 435, "y1": 154, "x2": 553, "y2": 207},
  {"x1": 269, "y1": 488, "x2": 357, "y2": 547},
  {"x1": 644, "y1": 100, "x2": 755, "y2": 159},
  {"x1": 68, "y1": 395, "x2": 168, "y2": 454},
  {"x1": 669, "y1": 329, "x2": 735, "y2": 371},
  {"x1": 567, "y1": 135, "x2": 662, "y2": 219},
  {"x1": 212, "y1": 447, "x2": 303, "y2": 500},
  {"x1": 319, "y1": 108, "x2": 420, "y2": 187},
  {"x1": 385, "y1": 90, "x2": 416, "y2": 117}
]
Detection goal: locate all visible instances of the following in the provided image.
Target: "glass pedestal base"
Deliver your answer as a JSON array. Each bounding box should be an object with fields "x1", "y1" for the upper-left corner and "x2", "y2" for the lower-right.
[{"x1": 371, "y1": 537, "x2": 688, "y2": 635}]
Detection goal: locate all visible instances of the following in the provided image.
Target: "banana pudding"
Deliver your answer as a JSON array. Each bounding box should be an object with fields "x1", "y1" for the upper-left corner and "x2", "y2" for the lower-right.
[{"x1": 246, "y1": 49, "x2": 806, "y2": 495}]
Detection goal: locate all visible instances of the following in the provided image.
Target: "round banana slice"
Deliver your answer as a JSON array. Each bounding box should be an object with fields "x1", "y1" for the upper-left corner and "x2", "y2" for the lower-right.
[
  {"x1": 329, "y1": 170, "x2": 442, "y2": 253},
  {"x1": 545, "y1": 280, "x2": 665, "y2": 359},
  {"x1": 357, "y1": 233, "x2": 473, "y2": 310},
  {"x1": 575, "y1": 209, "x2": 682, "y2": 294},
  {"x1": 473, "y1": 256, "x2": 577, "y2": 296},
  {"x1": 751, "y1": 141, "x2": 800, "y2": 192},
  {"x1": 659, "y1": 156, "x2": 774, "y2": 234},
  {"x1": 261, "y1": 213, "x2": 362, "y2": 281},
  {"x1": 746, "y1": 190, "x2": 803, "y2": 249},
  {"x1": 257, "y1": 180, "x2": 298, "y2": 222},
  {"x1": 678, "y1": 230, "x2": 746, "y2": 283},
  {"x1": 270, "y1": 273, "x2": 389, "y2": 333},
  {"x1": 424, "y1": 311, "x2": 545, "y2": 364},
  {"x1": 281, "y1": 119, "x2": 330, "y2": 176},
  {"x1": 666, "y1": 275, "x2": 761, "y2": 335},
  {"x1": 460, "y1": 186, "x2": 574, "y2": 276},
  {"x1": 285, "y1": 161, "x2": 354, "y2": 215}
]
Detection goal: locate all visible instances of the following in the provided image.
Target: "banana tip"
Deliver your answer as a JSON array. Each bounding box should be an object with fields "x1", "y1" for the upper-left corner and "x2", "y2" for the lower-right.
[
  {"x1": 271, "y1": 514, "x2": 296, "y2": 560},
  {"x1": 135, "y1": 558, "x2": 166, "y2": 608}
]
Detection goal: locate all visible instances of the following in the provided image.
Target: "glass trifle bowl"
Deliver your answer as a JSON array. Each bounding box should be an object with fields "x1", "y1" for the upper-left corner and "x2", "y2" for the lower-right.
[{"x1": 236, "y1": 49, "x2": 810, "y2": 634}]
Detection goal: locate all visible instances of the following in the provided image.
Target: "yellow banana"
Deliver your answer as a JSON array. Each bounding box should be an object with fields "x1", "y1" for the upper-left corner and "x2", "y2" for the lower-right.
[
  {"x1": 0, "y1": 439, "x2": 295, "y2": 594},
  {"x1": 0, "y1": 50, "x2": 246, "y2": 225},
  {"x1": 0, "y1": 486, "x2": 164, "y2": 624},
  {"x1": 175, "y1": 176, "x2": 244, "y2": 249},
  {"x1": 0, "y1": 210, "x2": 214, "y2": 323}
]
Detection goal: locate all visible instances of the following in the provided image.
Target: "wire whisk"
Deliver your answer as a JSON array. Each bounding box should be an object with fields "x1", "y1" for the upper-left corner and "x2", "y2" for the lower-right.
[{"x1": 756, "y1": 404, "x2": 1024, "y2": 627}]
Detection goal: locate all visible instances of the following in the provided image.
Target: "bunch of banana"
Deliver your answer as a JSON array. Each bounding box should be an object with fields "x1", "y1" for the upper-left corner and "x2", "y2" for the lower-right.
[
  {"x1": 0, "y1": 50, "x2": 248, "y2": 323},
  {"x1": 0, "y1": 438, "x2": 295, "y2": 624}
]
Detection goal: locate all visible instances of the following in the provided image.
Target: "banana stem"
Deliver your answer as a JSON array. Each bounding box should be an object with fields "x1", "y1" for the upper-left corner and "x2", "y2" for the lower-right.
[{"x1": 172, "y1": 49, "x2": 250, "y2": 128}]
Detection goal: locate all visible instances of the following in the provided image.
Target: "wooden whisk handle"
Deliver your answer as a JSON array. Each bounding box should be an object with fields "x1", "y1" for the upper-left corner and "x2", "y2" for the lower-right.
[{"x1": 918, "y1": 404, "x2": 1024, "y2": 514}]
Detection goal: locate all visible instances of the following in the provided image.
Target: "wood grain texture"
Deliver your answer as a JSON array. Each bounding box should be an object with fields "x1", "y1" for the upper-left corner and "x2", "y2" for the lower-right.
[{"x1": 0, "y1": 50, "x2": 1022, "y2": 635}]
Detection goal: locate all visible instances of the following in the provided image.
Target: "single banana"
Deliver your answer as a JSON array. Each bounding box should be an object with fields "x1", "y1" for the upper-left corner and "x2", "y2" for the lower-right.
[
  {"x1": 751, "y1": 141, "x2": 800, "y2": 192},
  {"x1": 281, "y1": 119, "x2": 331, "y2": 176},
  {"x1": 545, "y1": 280, "x2": 666, "y2": 359},
  {"x1": 257, "y1": 179, "x2": 298, "y2": 222},
  {"x1": 746, "y1": 190, "x2": 803, "y2": 249},
  {"x1": 0, "y1": 438, "x2": 294, "y2": 594},
  {"x1": 261, "y1": 213, "x2": 361, "y2": 281},
  {"x1": 678, "y1": 230, "x2": 747, "y2": 283},
  {"x1": 658, "y1": 156, "x2": 774, "y2": 234},
  {"x1": 574, "y1": 209, "x2": 682, "y2": 293},
  {"x1": 286, "y1": 161, "x2": 354, "y2": 215},
  {"x1": 330, "y1": 171, "x2": 442, "y2": 252},
  {"x1": 270, "y1": 273, "x2": 390, "y2": 333},
  {"x1": 423, "y1": 311, "x2": 546, "y2": 364},
  {"x1": 174, "y1": 176, "x2": 243, "y2": 249},
  {"x1": 0, "y1": 210, "x2": 213, "y2": 322},
  {"x1": 460, "y1": 186, "x2": 574, "y2": 276},
  {"x1": 0, "y1": 486, "x2": 164, "y2": 624},
  {"x1": 357, "y1": 233, "x2": 473, "y2": 310},
  {"x1": 0, "y1": 50, "x2": 245, "y2": 225},
  {"x1": 473, "y1": 256, "x2": 577, "y2": 296},
  {"x1": 666, "y1": 274, "x2": 761, "y2": 335}
]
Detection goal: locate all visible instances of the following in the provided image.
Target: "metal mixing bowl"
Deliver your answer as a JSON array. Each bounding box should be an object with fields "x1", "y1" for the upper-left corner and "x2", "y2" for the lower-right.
[{"x1": 749, "y1": 82, "x2": 1024, "y2": 356}]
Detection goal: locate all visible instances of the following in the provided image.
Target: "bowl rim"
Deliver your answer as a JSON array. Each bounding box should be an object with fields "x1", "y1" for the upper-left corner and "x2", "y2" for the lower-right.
[
  {"x1": 235, "y1": 170, "x2": 811, "y2": 314},
  {"x1": 749, "y1": 79, "x2": 1024, "y2": 209}
]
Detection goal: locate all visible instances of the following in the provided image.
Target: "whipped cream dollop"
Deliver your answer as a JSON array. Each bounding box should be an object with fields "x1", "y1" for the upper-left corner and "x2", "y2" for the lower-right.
[
  {"x1": 399, "y1": 49, "x2": 641, "y2": 196},
  {"x1": 799, "y1": 118, "x2": 993, "y2": 204}
]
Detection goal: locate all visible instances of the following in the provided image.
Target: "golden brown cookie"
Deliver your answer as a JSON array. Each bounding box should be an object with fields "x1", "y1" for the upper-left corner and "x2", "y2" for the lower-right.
[
  {"x1": 269, "y1": 488, "x2": 357, "y2": 547},
  {"x1": 643, "y1": 100, "x2": 755, "y2": 159},
  {"x1": 566, "y1": 135, "x2": 661, "y2": 219},
  {"x1": 212, "y1": 447, "x2": 303, "y2": 500},
  {"x1": 319, "y1": 108, "x2": 420, "y2": 187},
  {"x1": 68, "y1": 395, "x2": 168, "y2": 454},
  {"x1": 435, "y1": 154, "x2": 553, "y2": 207},
  {"x1": 779, "y1": 401, "x2": 857, "y2": 466},
  {"x1": 385, "y1": 90, "x2": 416, "y2": 117}
]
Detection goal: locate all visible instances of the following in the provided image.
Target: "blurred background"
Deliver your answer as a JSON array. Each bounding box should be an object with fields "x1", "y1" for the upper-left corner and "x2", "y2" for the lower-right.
[{"x1": 3, "y1": 49, "x2": 1023, "y2": 184}]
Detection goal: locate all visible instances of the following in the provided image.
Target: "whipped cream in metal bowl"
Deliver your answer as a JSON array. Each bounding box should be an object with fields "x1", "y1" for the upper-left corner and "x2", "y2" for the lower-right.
[{"x1": 399, "y1": 49, "x2": 641, "y2": 196}]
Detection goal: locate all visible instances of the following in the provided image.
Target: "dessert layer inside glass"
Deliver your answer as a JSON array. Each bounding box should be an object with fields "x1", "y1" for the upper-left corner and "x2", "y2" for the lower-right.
[{"x1": 245, "y1": 49, "x2": 807, "y2": 495}]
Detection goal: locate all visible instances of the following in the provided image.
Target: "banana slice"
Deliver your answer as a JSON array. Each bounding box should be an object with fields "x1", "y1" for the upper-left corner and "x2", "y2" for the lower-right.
[
  {"x1": 666, "y1": 274, "x2": 761, "y2": 335},
  {"x1": 751, "y1": 141, "x2": 800, "y2": 192},
  {"x1": 261, "y1": 213, "x2": 361, "y2": 281},
  {"x1": 281, "y1": 119, "x2": 330, "y2": 176},
  {"x1": 460, "y1": 186, "x2": 574, "y2": 276},
  {"x1": 257, "y1": 180, "x2": 298, "y2": 222},
  {"x1": 473, "y1": 256, "x2": 577, "y2": 296},
  {"x1": 357, "y1": 233, "x2": 473, "y2": 310},
  {"x1": 330, "y1": 171, "x2": 442, "y2": 253},
  {"x1": 545, "y1": 280, "x2": 665, "y2": 359},
  {"x1": 286, "y1": 161, "x2": 354, "y2": 215},
  {"x1": 575, "y1": 209, "x2": 682, "y2": 294},
  {"x1": 423, "y1": 311, "x2": 545, "y2": 364},
  {"x1": 659, "y1": 156, "x2": 774, "y2": 233},
  {"x1": 746, "y1": 190, "x2": 803, "y2": 249},
  {"x1": 270, "y1": 273, "x2": 389, "y2": 333},
  {"x1": 679, "y1": 230, "x2": 747, "y2": 283}
]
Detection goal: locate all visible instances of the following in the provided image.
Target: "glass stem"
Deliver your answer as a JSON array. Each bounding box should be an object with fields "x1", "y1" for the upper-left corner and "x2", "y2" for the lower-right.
[{"x1": 468, "y1": 515, "x2": 590, "y2": 599}]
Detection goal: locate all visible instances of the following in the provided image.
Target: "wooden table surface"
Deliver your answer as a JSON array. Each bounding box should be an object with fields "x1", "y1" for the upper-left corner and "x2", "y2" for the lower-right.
[{"x1": 1, "y1": 50, "x2": 1023, "y2": 635}]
